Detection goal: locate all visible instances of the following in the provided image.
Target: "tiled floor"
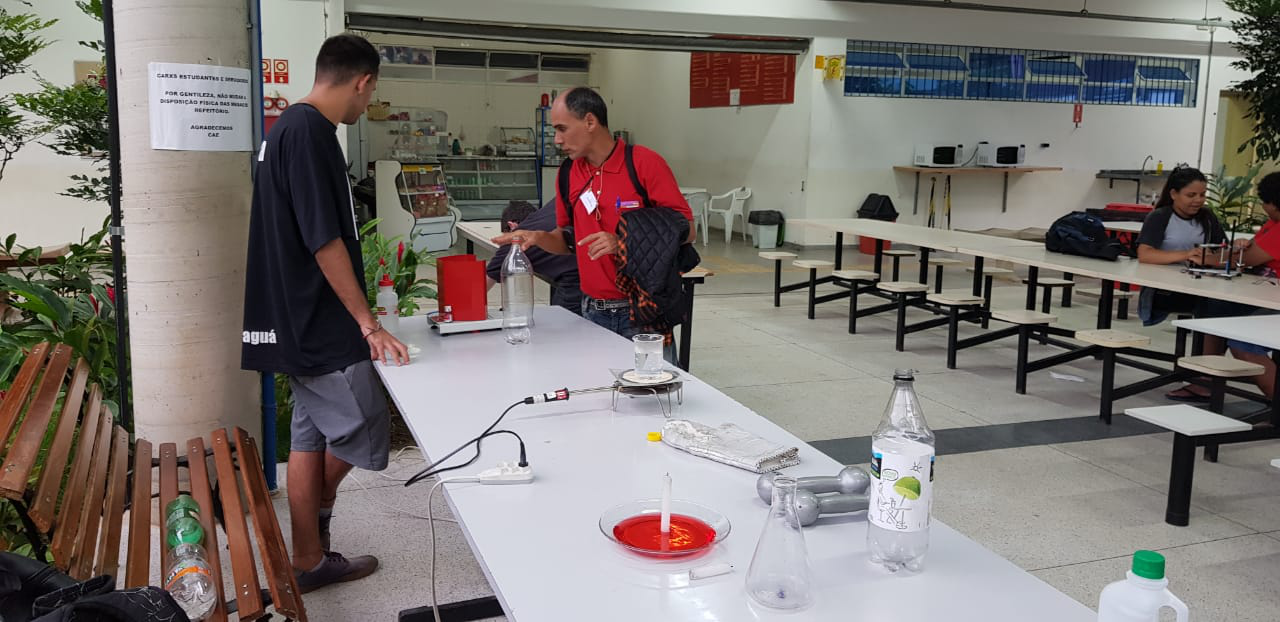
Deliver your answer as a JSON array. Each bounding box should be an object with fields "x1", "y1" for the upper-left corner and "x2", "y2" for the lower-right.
[{"x1": 284, "y1": 233, "x2": 1280, "y2": 620}]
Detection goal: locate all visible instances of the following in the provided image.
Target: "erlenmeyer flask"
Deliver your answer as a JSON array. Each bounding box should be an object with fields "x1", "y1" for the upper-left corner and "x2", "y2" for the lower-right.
[{"x1": 745, "y1": 476, "x2": 814, "y2": 610}]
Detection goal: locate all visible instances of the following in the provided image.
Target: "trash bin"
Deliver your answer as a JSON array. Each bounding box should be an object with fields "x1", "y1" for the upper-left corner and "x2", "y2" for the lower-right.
[
  {"x1": 856, "y1": 193, "x2": 899, "y2": 255},
  {"x1": 748, "y1": 210, "x2": 784, "y2": 249}
]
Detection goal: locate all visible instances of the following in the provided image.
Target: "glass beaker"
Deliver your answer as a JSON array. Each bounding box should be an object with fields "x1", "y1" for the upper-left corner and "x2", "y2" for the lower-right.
[{"x1": 745, "y1": 476, "x2": 814, "y2": 610}]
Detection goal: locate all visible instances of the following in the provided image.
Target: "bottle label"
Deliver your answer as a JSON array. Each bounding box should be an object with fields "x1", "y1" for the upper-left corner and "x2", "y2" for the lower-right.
[
  {"x1": 868, "y1": 440, "x2": 935, "y2": 533},
  {"x1": 376, "y1": 305, "x2": 387, "y2": 317},
  {"x1": 164, "y1": 563, "x2": 211, "y2": 591}
]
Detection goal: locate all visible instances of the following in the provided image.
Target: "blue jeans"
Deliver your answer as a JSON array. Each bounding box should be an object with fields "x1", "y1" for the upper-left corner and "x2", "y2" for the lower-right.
[{"x1": 582, "y1": 296, "x2": 678, "y2": 364}]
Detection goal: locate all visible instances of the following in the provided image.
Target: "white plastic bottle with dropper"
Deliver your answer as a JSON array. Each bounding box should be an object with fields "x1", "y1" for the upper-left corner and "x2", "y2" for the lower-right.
[{"x1": 1097, "y1": 550, "x2": 1188, "y2": 622}]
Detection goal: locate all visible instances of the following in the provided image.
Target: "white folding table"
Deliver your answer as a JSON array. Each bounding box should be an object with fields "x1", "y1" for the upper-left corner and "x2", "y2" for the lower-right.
[{"x1": 376, "y1": 307, "x2": 1096, "y2": 622}]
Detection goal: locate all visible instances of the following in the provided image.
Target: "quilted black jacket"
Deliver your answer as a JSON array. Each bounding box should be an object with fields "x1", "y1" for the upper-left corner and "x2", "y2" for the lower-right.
[{"x1": 615, "y1": 208, "x2": 700, "y2": 338}]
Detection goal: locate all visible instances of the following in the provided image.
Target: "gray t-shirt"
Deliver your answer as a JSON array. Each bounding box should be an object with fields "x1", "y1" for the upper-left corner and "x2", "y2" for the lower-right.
[{"x1": 1161, "y1": 214, "x2": 1205, "y2": 251}]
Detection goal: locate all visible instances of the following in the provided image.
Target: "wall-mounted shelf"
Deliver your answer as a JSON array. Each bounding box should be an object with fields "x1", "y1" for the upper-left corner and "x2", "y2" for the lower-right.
[{"x1": 892, "y1": 166, "x2": 1063, "y2": 218}]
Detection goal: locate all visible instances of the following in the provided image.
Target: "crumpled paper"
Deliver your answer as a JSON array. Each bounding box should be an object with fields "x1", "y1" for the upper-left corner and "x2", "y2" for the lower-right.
[{"x1": 661, "y1": 419, "x2": 800, "y2": 473}]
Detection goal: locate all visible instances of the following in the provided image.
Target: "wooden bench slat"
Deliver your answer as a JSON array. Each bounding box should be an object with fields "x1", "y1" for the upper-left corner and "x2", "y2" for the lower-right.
[
  {"x1": 124, "y1": 439, "x2": 153, "y2": 589},
  {"x1": 95, "y1": 426, "x2": 130, "y2": 580},
  {"x1": 0, "y1": 344, "x2": 71, "y2": 499},
  {"x1": 186, "y1": 437, "x2": 229, "y2": 622},
  {"x1": 158, "y1": 442, "x2": 180, "y2": 572},
  {"x1": 211, "y1": 429, "x2": 265, "y2": 620},
  {"x1": 50, "y1": 398, "x2": 104, "y2": 568},
  {"x1": 30, "y1": 364, "x2": 94, "y2": 532},
  {"x1": 235, "y1": 428, "x2": 306, "y2": 620},
  {"x1": 0, "y1": 343, "x2": 50, "y2": 453},
  {"x1": 68, "y1": 411, "x2": 113, "y2": 580}
]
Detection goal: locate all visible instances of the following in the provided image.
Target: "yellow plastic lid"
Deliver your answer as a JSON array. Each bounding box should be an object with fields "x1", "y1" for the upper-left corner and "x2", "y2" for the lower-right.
[{"x1": 646, "y1": 432, "x2": 662, "y2": 442}]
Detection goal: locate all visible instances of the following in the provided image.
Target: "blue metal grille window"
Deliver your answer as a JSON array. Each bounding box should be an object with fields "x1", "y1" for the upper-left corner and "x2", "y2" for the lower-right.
[{"x1": 844, "y1": 40, "x2": 1197, "y2": 108}]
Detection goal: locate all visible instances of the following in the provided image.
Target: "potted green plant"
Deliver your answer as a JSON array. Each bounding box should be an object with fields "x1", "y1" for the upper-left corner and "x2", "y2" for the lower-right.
[
  {"x1": 1206, "y1": 164, "x2": 1267, "y2": 234},
  {"x1": 1225, "y1": 0, "x2": 1280, "y2": 162}
]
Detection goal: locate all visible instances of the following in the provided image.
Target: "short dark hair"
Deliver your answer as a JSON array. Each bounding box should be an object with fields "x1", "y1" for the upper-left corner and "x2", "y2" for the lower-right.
[
  {"x1": 315, "y1": 34, "x2": 379, "y2": 85},
  {"x1": 1257, "y1": 171, "x2": 1280, "y2": 207},
  {"x1": 563, "y1": 87, "x2": 609, "y2": 129},
  {"x1": 500, "y1": 201, "x2": 538, "y2": 232}
]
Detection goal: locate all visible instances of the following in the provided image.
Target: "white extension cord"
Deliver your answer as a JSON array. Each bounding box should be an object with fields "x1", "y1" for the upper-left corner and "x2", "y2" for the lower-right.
[{"x1": 427, "y1": 465, "x2": 534, "y2": 622}]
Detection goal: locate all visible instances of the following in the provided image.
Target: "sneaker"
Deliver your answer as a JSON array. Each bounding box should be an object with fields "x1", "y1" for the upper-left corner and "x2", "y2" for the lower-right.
[{"x1": 294, "y1": 551, "x2": 379, "y2": 594}]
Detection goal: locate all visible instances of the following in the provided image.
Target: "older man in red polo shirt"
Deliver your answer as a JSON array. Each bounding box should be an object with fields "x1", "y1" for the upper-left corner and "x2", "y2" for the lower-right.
[{"x1": 494, "y1": 87, "x2": 693, "y2": 341}]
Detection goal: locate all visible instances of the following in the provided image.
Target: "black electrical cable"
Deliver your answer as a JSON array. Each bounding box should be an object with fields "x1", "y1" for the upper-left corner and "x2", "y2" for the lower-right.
[
  {"x1": 406, "y1": 429, "x2": 527, "y2": 486},
  {"x1": 404, "y1": 400, "x2": 524, "y2": 488}
]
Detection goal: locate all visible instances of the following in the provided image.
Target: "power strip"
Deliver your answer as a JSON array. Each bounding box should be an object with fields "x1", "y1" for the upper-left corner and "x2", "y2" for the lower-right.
[{"x1": 477, "y1": 461, "x2": 534, "y2": 485}]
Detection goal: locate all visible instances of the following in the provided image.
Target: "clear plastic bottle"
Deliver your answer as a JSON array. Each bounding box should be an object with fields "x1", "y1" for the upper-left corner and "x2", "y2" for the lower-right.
[
  {"x1": 501, "y1": 242, "x2": 533, "y2": 345},
  {"x1": 1097, "y1": 550, "x2": 1189, "y2": 622},
  {"x1": 376, "y1": 274, "x2": 399, "y2": 335},
  {"x1": 866, "y1": 369, "x2": 935, "y2": 573},
  {"x1": 745, "y1": 476, "x2": 813, "y2": 610},
  {"x1": 164, "y1": 542, "x2": 217, "y2": 621}
]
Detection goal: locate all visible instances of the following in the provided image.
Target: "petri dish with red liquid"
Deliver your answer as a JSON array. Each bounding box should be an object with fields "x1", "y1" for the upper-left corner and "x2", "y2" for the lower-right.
[{"x1": 599, "y1": 499, "x2": 731, "y2": 557}]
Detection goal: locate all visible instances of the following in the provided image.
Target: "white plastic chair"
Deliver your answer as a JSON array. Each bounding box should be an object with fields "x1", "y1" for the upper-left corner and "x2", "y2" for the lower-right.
[
  {"x1": 707, "y1": 187, "x2": 752, "y2": 244},
  {"x1": 684, "y1": 191, "x2": 711, "y2": 246}
]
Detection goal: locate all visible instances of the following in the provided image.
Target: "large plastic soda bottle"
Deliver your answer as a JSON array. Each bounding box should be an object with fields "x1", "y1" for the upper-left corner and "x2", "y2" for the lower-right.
[
  {"x1": 1097, "y1": 550, "x2": 1189, "y2": 622},
  {"x1": 166, "y1": 494, "x2": 204, "y2": 548},
  {"x1": 501, "y1": 243, "x2": 534, "y2": 345},
  {"x1": 164, "y1": 542, "x2": 217, "y2": 621},
  {"x1": 866, "y1": 369, "x2": 935, "y2": 573}
]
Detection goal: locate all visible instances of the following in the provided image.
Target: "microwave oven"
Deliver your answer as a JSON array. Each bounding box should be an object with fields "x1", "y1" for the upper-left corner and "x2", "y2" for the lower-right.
[
  {"x1": 976, "y1": 142, "x2": 1025, "y2": 167},
  {"x1": 913, "y1": 144, "x2": 965, "y2": 167}
]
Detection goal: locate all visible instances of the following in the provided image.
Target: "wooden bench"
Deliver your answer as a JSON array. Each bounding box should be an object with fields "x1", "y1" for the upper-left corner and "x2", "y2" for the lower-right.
[
  {"x1": 877, "y1": 281, "x2": 929, "y2": 351},
  {"x1": 0, "y1": 343, "x2": 306, "y2": 621},
  {"x1": 1125, "y1": 404, "x2": 1252, "y2": 526},
  {"x1": 927, "y1": 292, "x2": 986, "y2": 369},
  {"x1": 1176, "y1": 355, "x2": 1266, "y2": 462}
]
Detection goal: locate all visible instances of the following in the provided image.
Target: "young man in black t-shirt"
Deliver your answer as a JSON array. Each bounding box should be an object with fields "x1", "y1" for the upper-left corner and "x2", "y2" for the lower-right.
[{"x1": 242, "y1": 34, "x2": 406, "y2": 592}]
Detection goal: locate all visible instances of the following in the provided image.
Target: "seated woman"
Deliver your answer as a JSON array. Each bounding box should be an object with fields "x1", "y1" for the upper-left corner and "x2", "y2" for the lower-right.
[
  {"x1": 1217, "y1": 171, "x2": 1280, "y2": 400},
  {"x1": 1134, "y1": 167, "x2": 1235, "y2": 401}
]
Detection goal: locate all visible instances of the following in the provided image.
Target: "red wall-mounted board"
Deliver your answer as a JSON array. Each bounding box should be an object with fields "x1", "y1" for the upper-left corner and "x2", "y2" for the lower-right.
[{"x1": 690, "y1": 52, "x2": 796, "y2": 108}]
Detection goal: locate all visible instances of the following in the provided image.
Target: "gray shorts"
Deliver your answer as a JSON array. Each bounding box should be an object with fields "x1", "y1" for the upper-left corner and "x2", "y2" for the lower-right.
[{"x1": 288, "y1": 359, "x2": 390, "y2": 471}]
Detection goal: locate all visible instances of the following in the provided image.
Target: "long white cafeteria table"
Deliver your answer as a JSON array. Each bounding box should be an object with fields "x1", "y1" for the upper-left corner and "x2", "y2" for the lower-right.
[{"x1": 376, "y1": 307, "x2": 1096, "y2": 622}]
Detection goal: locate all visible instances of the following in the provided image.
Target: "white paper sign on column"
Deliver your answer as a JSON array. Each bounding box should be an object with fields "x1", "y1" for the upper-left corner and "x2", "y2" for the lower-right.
[
  {"x1": 148, "y1": 62, "x2": 253, "y2": 152},
  {"x1": 728, "y1": 88, "x2": 741, "y2": 107}
]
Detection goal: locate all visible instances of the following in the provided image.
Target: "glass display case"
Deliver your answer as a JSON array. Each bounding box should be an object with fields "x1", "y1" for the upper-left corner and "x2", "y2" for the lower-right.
[
  {"x1": 374, "y1": 160, "x2": 459, "y2": 252},
  {"x1": 439, "y1": 156, "x2": 538, "y2": 221}
]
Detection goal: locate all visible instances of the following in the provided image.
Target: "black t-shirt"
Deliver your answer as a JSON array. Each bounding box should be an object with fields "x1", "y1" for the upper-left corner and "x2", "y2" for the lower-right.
[{"x1": 241, "y1": 103, "x2": 366, "y2": 376}]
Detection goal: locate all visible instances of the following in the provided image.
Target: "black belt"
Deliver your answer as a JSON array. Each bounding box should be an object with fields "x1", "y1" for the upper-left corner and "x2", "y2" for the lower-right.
[{"x1": 587, "y1": 297, "x2": 629, "y2": 310}]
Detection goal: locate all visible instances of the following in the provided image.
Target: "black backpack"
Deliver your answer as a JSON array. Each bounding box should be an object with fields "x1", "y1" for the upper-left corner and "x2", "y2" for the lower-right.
[
  {"x1": 1045, "y1": 211, "x2": 1124, "y2": 261},
  {"x1": 556, "y1": 144, "x2": 700, "y2": 271}
]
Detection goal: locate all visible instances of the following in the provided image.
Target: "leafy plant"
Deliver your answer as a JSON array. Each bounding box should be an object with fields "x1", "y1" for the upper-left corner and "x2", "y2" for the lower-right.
[
  {"x1": 1, "y1": 219, "x2": 120, "y2": 414},
  {"x1": 1226, "y1": 0, "x2": 1280, "y2": 161},
  {"x1": 1206, "y1": 163, "x2": 1267, "y2": 233},
  {"x1": 359, "y1": 219, "x2": 437, "y2": 317},
  {"x1": 15, "y1": 0, "x2": 108, "y2": 201},
  {"x1": 0, "y1": 5, "x2": 56, "y2": 183}
]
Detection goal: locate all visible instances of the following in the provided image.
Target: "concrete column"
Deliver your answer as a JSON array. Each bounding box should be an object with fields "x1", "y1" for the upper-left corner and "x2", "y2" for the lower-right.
[{"x1": 115, "y1": 0, "x2": 258, "y2": 444}]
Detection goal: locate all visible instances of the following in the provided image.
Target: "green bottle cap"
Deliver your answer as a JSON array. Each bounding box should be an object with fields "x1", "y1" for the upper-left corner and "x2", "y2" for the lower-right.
[{"x1": 1131, "y1": 550, "x2": 1165, "y2": 580}]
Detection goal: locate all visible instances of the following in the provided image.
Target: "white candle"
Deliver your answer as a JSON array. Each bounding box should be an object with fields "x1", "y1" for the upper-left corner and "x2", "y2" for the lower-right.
[{"x1": 660, "y1": 472, "x2": 672, "y2": 533}]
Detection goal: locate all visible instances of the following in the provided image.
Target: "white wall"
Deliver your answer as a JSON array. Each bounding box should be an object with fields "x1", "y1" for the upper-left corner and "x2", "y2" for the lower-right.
[
  {"x1": 593, "y1": 48, "x2": 811, "y2": 239},
  {"x1": 261, "y1": 0, "x2": 329, "y2": 107},
  {"x1": 350, "y1": 0, "x2": 1253, "y2": 244},
  {"x1": 0, "y1": 3, "x2": 106, "y2": 247}
]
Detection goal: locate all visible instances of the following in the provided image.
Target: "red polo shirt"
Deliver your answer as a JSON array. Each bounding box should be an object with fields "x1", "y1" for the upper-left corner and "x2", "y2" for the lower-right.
[
  {"x1": 555, "y1": 140, "x2": 693, "y2": 300},
  {"x1": 1255, "y1": 219, "x2": 1280, "y2": 273}
]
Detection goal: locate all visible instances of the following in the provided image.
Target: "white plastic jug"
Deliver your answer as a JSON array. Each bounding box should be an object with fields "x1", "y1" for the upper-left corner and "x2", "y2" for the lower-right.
[{"x1": 1097, "y1": 550, "x2": 1188, "y2": 622}]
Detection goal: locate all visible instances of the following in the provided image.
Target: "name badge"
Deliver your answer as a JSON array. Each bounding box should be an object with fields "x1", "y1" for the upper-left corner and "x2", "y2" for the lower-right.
[
  {"x1": 580, "y1": 191, "x2": 598, "y2": 215},
  {"x1": 619, "y1": 200, "x2": 641, "y2": 210}
]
